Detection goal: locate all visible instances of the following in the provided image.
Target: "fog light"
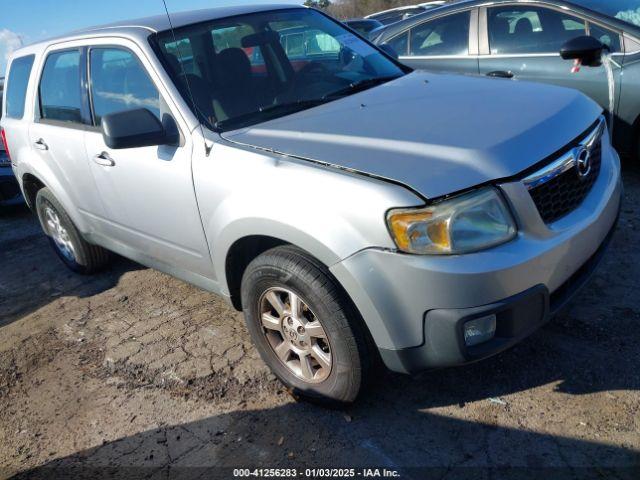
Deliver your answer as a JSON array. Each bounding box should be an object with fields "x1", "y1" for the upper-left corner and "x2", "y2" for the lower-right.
[{"x1": 464, "y1": 315, "x2": 497, "y2": 347}]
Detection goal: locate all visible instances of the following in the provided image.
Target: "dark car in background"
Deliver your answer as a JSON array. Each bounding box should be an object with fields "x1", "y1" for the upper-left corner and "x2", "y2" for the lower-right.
[
  {"x1": 344, "y1": 18, "x2": 384, "y2": 38},
  {"x1": 1, "y1": 76, "x2": 24, "y2": 207},
  {"x1": 372, "y1": 0, "x2": 640, "y2": 160}
]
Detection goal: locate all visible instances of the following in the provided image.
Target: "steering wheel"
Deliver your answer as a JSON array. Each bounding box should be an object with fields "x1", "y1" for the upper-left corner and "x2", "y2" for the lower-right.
[
  {"x1": 296, "y1": 61, "x2": 331, "y2": 80},
  {"x1": 287, "y1": 61, "x2": 339, "y2": 100}
]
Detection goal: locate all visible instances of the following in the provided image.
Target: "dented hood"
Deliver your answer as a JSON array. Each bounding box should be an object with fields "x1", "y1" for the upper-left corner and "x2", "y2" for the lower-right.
[{"x1": 222, "y1": 71, "x2": 602, "y2": 199}]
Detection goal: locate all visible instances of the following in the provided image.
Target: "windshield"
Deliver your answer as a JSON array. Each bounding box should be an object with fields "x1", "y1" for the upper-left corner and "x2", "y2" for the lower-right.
[
  {"x1": 154, "y1": 8, "x2": 405, "y2": 131},
  {"x1": 573, "y1": 0, "x2": 640, "y2": 27}
]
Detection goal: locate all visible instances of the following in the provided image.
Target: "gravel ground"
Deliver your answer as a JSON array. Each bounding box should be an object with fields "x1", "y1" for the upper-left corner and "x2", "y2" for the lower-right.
[{"x1": 0, "y1": 165, "x2": 639, "y2": 479}]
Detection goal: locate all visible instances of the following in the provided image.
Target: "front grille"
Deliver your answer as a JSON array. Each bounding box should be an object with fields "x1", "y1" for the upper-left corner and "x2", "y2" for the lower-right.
[
  {"x1": 524, "y1": 117, "x2": 605, "y2": 224},
  {"x1": 529, "y1": 140, "x2": 601, "y2": 223}
]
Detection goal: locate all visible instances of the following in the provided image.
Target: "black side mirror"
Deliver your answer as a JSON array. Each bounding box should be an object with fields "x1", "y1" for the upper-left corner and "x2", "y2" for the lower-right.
[
  {"x1": 379, "y1": 43, "x2": 399, "y2": 60},
  {"x1": 560, "y1": 36, "x2": 608, "y2": 67},
  {"x1": 101, "y1": 108, "x2": 178, "y2": 150}
]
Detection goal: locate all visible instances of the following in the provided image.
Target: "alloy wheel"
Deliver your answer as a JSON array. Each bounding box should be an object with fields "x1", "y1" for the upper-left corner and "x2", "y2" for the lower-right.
[
  {"x1": 259, "y1": 287, "x2": 332, "y2": 383},
  {"x1": 44, "y1": 205, "x2": 76, "y2": 262}
]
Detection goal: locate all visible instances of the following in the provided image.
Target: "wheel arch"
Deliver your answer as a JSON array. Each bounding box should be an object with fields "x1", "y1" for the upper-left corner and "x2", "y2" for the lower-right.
[
  {"x1": 221, "y1": 221, "x2": 347, "y2": 307},
  {"x1": 18, "y1": 163, "x2": 90, "y2": 233},
  {"x1": 21, "y1": 172, "x2": 46, "y2": 210},
  {"x1": 224, "y1": 234, "x2": 288, "y2": 311}
]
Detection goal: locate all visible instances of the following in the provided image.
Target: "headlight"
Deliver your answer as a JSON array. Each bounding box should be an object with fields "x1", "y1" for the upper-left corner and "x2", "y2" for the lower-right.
[{"x1": 387, "y1": 187, "x2": 517, "y2": 255}]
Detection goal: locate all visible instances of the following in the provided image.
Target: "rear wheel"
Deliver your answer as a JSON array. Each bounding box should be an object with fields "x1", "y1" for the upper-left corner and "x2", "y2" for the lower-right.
[
  {"x1": 36, "y1": 188, "x2": 110, "y2": 274},
  {"x1": 241, "y1": 245, "x2": 373, "y2": 405}
]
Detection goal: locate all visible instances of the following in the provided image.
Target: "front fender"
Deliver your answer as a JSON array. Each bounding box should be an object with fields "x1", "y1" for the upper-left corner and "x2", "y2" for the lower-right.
[{"x1": 193, "y1": 141, "x2": 422, "y2": 296}]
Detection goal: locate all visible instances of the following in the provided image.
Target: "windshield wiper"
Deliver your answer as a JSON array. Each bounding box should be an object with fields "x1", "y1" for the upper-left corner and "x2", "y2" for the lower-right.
[
  {"x1": 322, "y1": 75, "x2": 401, "y2": 100},
  {"x1": 214, "y1": 99, "x2": 328, "y2": 131}
]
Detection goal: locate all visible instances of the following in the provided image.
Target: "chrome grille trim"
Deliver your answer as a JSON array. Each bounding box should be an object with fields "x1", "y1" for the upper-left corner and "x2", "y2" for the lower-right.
[{"x1": 523, "y1": 116, "x2": 606, "y2": 191}]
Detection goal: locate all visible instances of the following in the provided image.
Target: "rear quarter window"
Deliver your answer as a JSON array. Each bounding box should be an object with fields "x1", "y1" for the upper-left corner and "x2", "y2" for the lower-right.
[{"x1": 5, "y1": 55, "x2": 35, "y2": 119}]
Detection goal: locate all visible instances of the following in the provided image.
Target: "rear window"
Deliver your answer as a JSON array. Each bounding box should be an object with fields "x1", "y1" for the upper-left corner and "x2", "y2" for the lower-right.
[
  {"x1": 39, "y1": 50, "x2": 83, "y2": 124},
  {"x1": 5, "y1": 55, "x2": 35, "y2": 119}
]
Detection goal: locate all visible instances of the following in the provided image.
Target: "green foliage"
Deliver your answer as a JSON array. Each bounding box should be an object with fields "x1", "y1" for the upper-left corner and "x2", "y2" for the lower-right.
[
  {"x1": 325, "y1": 0, "x2": 427, "y2": 19},
  {"x1": 304, "y1": 0, "x2": 332, "y2": 9}
]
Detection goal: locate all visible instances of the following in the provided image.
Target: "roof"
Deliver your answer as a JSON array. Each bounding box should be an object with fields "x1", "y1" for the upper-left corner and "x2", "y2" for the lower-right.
[
  {"x1": 9, "y1": 3, "x2": 313, "y2": 61},
  {"x1": 19, "y1": 3, "x2": 303, "y2": 49},
  {"x1": 365, "y1": 5, "x2": 426, "y2": 18},
  {"x1": 74, "y1": 3, "x2": 302, "y2": 34}
]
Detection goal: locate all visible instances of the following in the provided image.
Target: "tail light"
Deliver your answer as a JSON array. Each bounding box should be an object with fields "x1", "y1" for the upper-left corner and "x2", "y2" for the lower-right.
[{"x1": 1, "y1": 128, "x2": 11, "y2": 162}]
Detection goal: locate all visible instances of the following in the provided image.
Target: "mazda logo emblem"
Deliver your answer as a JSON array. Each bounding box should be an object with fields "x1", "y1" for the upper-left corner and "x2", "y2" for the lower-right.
[{"x1": 575, "y1": 147, "x2": 592, "y2": 179}]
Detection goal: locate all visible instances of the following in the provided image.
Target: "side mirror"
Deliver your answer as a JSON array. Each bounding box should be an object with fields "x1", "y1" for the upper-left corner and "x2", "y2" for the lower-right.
[
  {"x1": 560, "y1": 36, "x2": 607, "y2": 67},
  {"x1": 379, "y1": 43, "x2": 399, "y2": 60},
  {"x1": 101, "y1": 108, "x2": 178, "y2": 150}
]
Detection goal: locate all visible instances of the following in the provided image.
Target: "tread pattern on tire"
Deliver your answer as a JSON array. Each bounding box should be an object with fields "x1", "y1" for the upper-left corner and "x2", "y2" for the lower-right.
[
  {"x1": 36, "y1": 188, "x2": 110, "y2": 274},
  {"x1": 242, "y1": 245, "x2": 376, "y2": 405}
]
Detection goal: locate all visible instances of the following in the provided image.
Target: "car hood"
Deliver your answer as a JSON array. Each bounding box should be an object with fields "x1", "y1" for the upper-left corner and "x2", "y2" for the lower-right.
[{"x1": 222, "y1": 71, "x2": 602, "y2": 199}]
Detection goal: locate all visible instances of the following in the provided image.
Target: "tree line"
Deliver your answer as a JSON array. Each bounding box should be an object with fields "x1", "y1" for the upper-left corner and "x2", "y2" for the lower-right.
[{"x1": 304, "y1": 0, "x2": 429, "y2": 20}]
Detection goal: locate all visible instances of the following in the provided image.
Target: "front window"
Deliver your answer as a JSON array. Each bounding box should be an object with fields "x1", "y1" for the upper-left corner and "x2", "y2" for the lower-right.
[
  {"x1": 589, "y1": 23, "x2": 622, "y2": 52},
  {"x1": 488, "y1": 6, "x2": 586, "y2": 54},
  {"x1": 89, "y1": 47, "x2": 161, "y2": 126},
  {"x1": 155, "y1": 8, "x2": 405, "y2": 131}
]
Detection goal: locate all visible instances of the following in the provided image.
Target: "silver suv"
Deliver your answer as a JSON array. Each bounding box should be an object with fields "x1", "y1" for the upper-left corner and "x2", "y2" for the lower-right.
[{"x1": 1, "y1": 5, "x2": 621, "y2": 404}]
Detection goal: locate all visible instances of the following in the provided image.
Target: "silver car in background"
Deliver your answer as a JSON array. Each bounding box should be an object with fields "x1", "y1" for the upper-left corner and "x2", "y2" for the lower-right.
[{"x1": 1, "y1": 4, "x2": 621, "y2": 404}]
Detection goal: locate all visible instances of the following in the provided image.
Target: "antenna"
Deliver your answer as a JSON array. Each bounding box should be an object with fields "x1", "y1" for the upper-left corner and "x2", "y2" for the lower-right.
[{"x1": 161, "y1": 0, "x2": 212, "y2": 155}]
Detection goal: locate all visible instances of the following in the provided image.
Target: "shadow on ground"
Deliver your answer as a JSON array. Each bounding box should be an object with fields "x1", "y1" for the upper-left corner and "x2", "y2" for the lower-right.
[
  {"x1": 9, "y1": 399, "x2": 639, "y2": 479},
  {"x1": 0, "y1": 205, "x2": 144, "y2": 328}
]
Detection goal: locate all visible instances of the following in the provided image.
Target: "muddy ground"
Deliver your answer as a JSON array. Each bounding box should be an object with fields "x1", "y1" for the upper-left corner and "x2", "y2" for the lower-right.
[{"x1": 0, "y1": 166, "x2": 639, "y2": 479}]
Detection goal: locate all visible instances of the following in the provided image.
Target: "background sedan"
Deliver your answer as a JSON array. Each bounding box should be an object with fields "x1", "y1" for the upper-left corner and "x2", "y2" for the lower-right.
[{"x1": 372, "y1": 0, "x2": 640, "y2": 161}]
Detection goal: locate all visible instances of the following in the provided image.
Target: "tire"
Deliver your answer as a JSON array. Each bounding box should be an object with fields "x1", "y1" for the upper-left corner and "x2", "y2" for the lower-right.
[
  {"x1": 35, "y1": 188, "x2": 110, "y2": 274},
  {"x1": 241, "y1": 245, "x2": 374, "y2": 406}
]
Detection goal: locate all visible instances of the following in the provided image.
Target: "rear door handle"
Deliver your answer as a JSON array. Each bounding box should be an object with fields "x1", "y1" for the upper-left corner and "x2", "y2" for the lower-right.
[
  {"x1": 486, "y1": 70, "x2": 514, "y2": 79},
  {"x1": 34, "y1": 138, "x2": 48, "y2": 150},
  {"x1": 93, "y1": 151, "x2": 115, "y2": 167}
]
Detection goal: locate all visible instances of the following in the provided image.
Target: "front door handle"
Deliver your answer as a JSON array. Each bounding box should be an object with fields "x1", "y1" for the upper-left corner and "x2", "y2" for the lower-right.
[
  {"x1": 486, "y1": 70, "x2": 514, "y2": 79},
  {"x1": 93, "y1": 152, "x2": 115, "y2": 167},
  {"x1": 34, "y1": 138, "x2": 48, "y2": 150}
]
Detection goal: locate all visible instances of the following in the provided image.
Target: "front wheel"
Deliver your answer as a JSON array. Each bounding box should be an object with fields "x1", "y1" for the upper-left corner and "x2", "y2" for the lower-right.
[{"x1": 241, "y1": 246, "x2": 373, "y2": 405}]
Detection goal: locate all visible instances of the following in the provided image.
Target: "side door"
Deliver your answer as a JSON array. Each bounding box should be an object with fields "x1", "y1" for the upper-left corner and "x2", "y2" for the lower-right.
[
  {"x1": 83, "y1": 44, "x2": 213, "y2": 278},
  {"x1": 385, "y1": 9, "x2": 479, "y2": 75},
  {"x1": 478, "y1": 5, "x2": 622, "y2": 116},
  {"x1": 28, "y1": 48, "x2": 106, "y2": 223}
]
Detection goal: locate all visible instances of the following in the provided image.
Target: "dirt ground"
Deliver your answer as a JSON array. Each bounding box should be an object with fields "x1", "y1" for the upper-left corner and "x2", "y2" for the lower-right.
[{"x1": 1, "y1": 166, "x2": 639, "y2": 480}]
